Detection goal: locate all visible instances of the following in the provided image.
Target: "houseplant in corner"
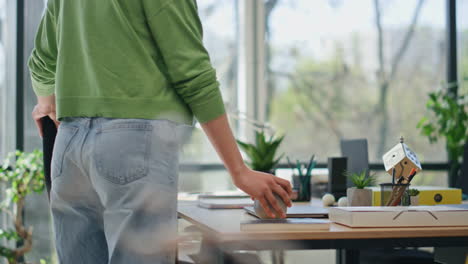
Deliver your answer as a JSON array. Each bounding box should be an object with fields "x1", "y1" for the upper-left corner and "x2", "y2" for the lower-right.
[
  {"x1": 346, "y1": 170, "x2": 375, "y2": 206},
  {"x1": 0, "y1": 150, "x2": 47, "y2": 264},
  {"x1": 417, "y1": 84, "x2": 467, "y2": 186}
]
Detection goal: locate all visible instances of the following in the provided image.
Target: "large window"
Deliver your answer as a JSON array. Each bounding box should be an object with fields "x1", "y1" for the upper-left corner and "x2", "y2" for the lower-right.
[
  {"x1": 0, "y1": 0, "x2": 6, "y2": 158},
  {"x1": 265, "y1": 0, "x2": 448, "y2": 184},
  {"x1": 178, "y1": 0, "x2": 240, "y2": 192},
  {"x1": 0, "y1": 0, "x2": 15, "y2": 160},
  {"x1": 458, "y1": 0, "x2": 468, "y2": 95},
  {"x1": 22, "y1": 1, "x2": 57, "y2": 262},
  {"x1": 180, "y1": 0, "x2": 239, "y2": 164}
]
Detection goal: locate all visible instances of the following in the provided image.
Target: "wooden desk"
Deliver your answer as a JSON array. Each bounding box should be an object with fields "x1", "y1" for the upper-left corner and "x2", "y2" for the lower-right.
[{"x1": 178, "y1": 202, "x2": 468, "y2": 264}]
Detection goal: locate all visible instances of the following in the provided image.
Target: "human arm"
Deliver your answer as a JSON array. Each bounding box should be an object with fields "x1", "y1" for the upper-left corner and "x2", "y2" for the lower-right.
[
  {"x1": 201, "y1": 114, "x2": 292, "y2": 218},
  {"x1": 143, "y1": 0, "x2": 225, "y2": 123},
  {"x1": 144, "y1": 0, "x2": 292, "y2": 217},
  {"x1": 28, "y1": 1, "x2": 59, "y2": 135}
]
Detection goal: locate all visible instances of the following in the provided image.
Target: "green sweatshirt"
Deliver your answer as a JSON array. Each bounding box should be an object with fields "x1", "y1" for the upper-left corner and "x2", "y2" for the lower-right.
[{"x1": 28, "y1": 0, "x2": 225, "y2": 124}]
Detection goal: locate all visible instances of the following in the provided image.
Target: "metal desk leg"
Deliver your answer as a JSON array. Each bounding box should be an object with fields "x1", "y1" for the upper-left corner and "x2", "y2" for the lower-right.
[
  {"x1": 197, "y1": 239, "x2": 227, "y2": 264},
  {"x1": 271, "y1": 249, "x2": 285, "y2": 264},
  {"x1": 336, "y1": 249, "x2": 360, "y2": 264}
]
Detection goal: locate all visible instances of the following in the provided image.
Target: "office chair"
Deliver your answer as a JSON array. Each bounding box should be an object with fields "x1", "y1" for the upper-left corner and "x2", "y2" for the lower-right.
[{"x1": 340, "y1": 138, "x2": 369, "y2": 187}]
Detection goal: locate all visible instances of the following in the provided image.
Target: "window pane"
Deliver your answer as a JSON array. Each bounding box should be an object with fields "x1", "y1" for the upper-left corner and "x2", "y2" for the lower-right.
[
  {"x1": 0, "y1": 0, "x2": 6, "y2": 158},
  {"x1": 266, "y1": 0, "x2": 447, "y2": 169},
  {"x1": 23, "y1": 1, "x2": 56, "y2": 262},
  {"x1": 458, "y1": 0, "x2": 468, "y2": 95},
  {"x1": 179, "y1": 0, "x2": 239, "y2": 165},
  {"x1": 0, "y1": 0, "x2": 15, "y2": 159}
]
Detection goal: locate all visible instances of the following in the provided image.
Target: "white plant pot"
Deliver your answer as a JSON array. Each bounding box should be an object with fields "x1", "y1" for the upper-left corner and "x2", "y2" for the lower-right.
[
  {"x1": 410, "y1": 195, "x2": 419, "y2": 206},
  {"x1": 347, "y1": 187, "x2": 372, "y2": 206}
]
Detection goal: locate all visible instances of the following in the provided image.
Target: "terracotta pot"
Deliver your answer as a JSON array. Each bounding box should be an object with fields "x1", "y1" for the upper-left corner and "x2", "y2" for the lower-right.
[
  {"x1": 347, "y1": 187, "x2": 372, "y2": 206},
  {"x1": 410, "y1": 195, "x2": 419, "y2": 206}
]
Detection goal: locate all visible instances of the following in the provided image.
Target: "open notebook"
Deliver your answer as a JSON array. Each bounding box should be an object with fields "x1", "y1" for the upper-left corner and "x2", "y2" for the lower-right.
[{"x1": 244, "y1": 205, "x2": 329, "y2": 218}]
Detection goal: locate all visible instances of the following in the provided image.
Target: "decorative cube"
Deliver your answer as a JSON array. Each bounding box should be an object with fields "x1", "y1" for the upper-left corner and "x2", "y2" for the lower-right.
[{"x1": 382, "y1": 137, "x2": 422, "y2": 179}]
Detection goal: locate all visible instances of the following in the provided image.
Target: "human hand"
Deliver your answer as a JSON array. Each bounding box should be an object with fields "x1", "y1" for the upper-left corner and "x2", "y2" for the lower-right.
[
  {"x1": 232, "y1": 166, "x2": 292, "y2": 218},
  {"x1": 32, "y1": 95, "x2": 59, "y2": 138}
]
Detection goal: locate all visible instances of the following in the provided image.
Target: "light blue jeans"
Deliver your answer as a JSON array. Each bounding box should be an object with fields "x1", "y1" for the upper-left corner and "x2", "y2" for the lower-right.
[{"x1": 50, "y1": 117, "x2": 187, "y2": 264}]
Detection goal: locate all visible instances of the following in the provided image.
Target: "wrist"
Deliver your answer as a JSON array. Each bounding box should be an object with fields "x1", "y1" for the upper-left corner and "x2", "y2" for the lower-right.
[
  {"x1": 229, "y1": 164, "x2": 249, "y2": 185},
  {"x1": 37, "y1": 94, "x2": 56, "y2": 106}
]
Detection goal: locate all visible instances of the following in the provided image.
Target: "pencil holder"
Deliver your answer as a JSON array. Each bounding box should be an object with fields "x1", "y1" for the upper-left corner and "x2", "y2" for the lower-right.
[
  {"x1": 380, "y1": 183, "x2": 410, "y2": 206},
  {"x1": 292, "y1": 175, "x2": 311, "y2": 201}
]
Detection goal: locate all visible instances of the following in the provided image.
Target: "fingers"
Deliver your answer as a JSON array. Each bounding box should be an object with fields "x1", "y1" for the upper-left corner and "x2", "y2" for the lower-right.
[
  {"x1": 34, "y1": 118, "x2": 44, "y2": 138},
  {"x1": 258, "y1": 196, "x2": 275, "y2": 218},
  {"x1": 32, "y1": 106, "x2": 46, "y2": 138},
  {"x1": 273, "y1": 183, "x2": 292, "y2": 208},
  {"x1": 32, "y1": 104, "x2": 59, "y2": 138},
  {"x1": 274, "y1": 177, "x2": 293, "y2": 197},
  {"x1": 49, "y1": 112, "x2": 60, "y2": 128},
  {"x1": 265, "y1": 191, "x2": 286, "y2": 218}
]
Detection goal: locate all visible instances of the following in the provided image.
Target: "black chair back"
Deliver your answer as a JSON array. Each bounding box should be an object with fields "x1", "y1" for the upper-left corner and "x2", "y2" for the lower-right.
[{"x1": 340, "y1": 139, "x2": 369, "y2": 187}]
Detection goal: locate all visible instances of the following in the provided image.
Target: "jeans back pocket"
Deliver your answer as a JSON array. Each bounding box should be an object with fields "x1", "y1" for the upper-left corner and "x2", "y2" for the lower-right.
[
  {"x1": 52, "y1": 126, "x2": 79, "y2": 179},
  {"x1": 95, "y1": 122, "x2": 153, "y2": 185}
]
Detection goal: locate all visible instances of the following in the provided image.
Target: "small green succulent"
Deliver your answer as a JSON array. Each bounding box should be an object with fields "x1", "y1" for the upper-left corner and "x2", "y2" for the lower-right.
[
  {"x1": 346, "y1": 170, "x2": 376, "y2": 189},
  {"x1": 408, "y1": 188, "x2": 420, "y2": 196}
]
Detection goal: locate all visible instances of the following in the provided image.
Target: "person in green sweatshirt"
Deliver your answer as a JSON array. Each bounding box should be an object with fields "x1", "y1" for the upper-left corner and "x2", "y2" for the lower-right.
[{"x1": 28, "y1": 0, "x2": 292, "y2": 263}]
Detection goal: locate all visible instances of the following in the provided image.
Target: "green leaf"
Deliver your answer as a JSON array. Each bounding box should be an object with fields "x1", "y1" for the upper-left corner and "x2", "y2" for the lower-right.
[
  {"x1": 237, "y1": 133, "x2": 284, "y2": 172},
  {"x1": 295, "y1": 160, "x2": 303, "y2": 177},
  {"x1": 0, "y1": 229, "x2": 20, "y2": 241},
  {"x1": 416, "y1": 117, "x2": 428, "y2": 128},
  {"x1": 347, "y1": 170, "x2": 375, "y2": 189}
]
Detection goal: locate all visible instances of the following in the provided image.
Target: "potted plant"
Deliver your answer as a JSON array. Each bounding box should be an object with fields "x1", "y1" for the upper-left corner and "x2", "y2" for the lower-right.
[
  {"x1": 346, "y1": 170, "x2": 375, "y2": 206},
  {"x1": 236, "y1": 131, "x2": 284, "y2": 174},
  {"x1": 417, "y1": 84, "x2": 467, "y2": 187},
  {"x1": 0, "y1": 150, "x2": 47, "y2": 264},
  {"x1": 287, "y1": 155, "x2": 316, "y2": 201},
  {"x1": 408, "y1": 188, "x2": 420, "y2": 206}
]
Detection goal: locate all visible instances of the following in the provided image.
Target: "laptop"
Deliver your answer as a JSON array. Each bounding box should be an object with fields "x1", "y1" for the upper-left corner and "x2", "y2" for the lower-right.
[{"x1": 244, "y1": 205, "x2": 329, "y2": 218}]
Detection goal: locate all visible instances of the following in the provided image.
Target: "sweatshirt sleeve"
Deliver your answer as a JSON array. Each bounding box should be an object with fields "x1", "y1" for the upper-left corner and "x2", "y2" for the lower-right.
[
  {"x1": 144, "y1": 0, "x2": 226, "y2": 123},
  {"x1": 28, "y1": 2, "x2": 57, "y2": 97}
]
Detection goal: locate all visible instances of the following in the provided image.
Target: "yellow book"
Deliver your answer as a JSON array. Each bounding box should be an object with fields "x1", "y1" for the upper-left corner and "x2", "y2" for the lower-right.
[{"x1": 370, "y1": 186, "x2": 462, "y2": 206}]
